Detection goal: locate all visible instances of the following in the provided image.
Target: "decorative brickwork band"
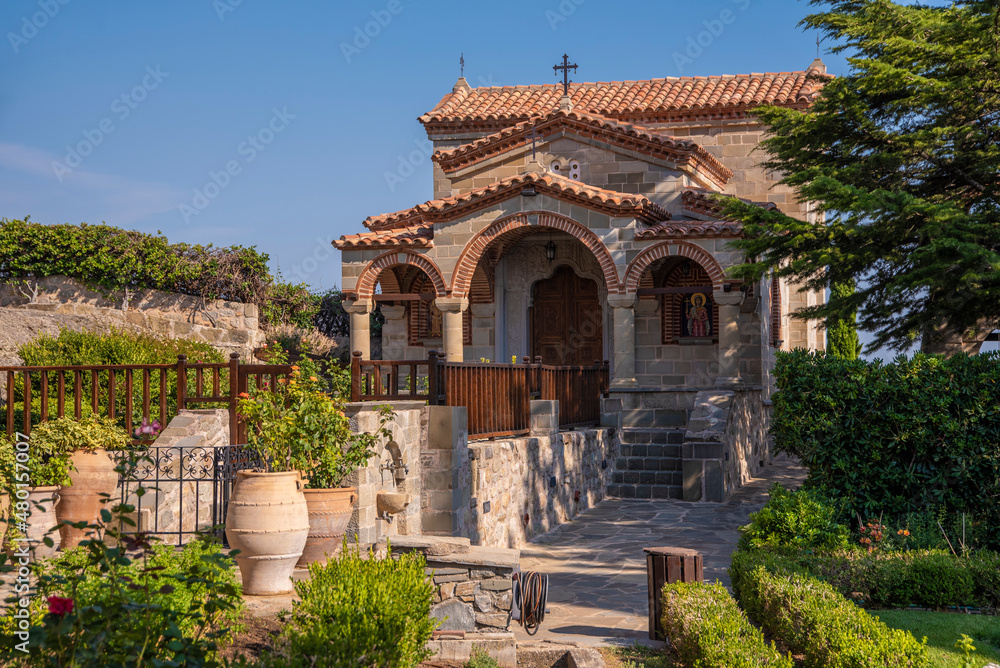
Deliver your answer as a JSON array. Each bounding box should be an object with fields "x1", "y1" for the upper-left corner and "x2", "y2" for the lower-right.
[
  {"x1": 623, "y1": 241, "x2": 726, "y2": 293},
  {"x1": 450, "y1": 211, "x2": 621, "y2": 298},
  {"x1": 353, "y1": 250, "x2": 447, "y2": 300}
]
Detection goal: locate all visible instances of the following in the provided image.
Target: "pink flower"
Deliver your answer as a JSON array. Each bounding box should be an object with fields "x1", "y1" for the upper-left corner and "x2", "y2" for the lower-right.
[{"x1": 48, "y1": 596, "x2": 73, "y2": 616}]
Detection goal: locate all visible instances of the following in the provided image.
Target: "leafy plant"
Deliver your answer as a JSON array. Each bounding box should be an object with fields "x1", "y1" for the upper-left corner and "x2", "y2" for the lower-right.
[
  {"x1": 237, "y1": 343, "x2": 392, "y2": 488},
  {"x1": 260, "y1": 543, "x2": 437, "y2": 667},
  {"x1": 26, "y1": 415, "x2": 129, "y2": 455},
  {"x1": 0, "y1": 461, "x2": 244, "y2": 667},
  {"x1": 465, "y1": 646, "x2": 501, "y2": 668},
  {"x1": 736, "y1": 566, "x2": 929, "y2": 668},
  {"x1": 737, "y1": 483, "x2": 849, "y2": 551},
  {"x1": 0, "y1": 218, "x2": 315, "y2": 328},
  {"x1": 660, "y1": 580, "x2": 792, "y2": 667},
  {"x1": 0, "y1": 431, "x2": 72, "y2": 488},
  {"x1": 772, "y1": 350, "x2": 1000, "y2": 548}
]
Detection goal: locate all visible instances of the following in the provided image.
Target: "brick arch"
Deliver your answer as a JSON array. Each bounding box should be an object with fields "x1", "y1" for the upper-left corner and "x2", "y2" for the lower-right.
[
  {"x1": 354, "y1": 250, "x2": 447, "y2": 299},
  {"x1": 623, "y1": 241, "x2": 726, "y2": 293},
  {"x1": 450, "y1": 211, "x2": 621, "y2": 297}
]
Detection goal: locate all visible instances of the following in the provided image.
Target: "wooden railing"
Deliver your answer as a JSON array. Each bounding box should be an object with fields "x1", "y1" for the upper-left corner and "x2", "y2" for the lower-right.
[
  {"x1": 350, "y1": 351, "x2": 610, "y2": 439},
  {"x1": 1, "y1": 354, "x2": 292, "y2": 444}
]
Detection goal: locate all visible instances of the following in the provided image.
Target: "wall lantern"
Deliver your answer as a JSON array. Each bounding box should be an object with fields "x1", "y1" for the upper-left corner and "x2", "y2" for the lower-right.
[
  {"x1": 544, "y1": 239, "x2": 557, "y2": 263},
  {"x1": 521, "y1": 184, "x2": 538, "y2": 197},
  {"x1": 681, "y1": 261, "x2": 691, "y2": 277}
]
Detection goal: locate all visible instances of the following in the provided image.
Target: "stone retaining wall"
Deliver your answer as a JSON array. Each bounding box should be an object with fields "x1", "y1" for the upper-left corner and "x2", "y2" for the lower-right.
[{"x1": 0, "y1": 276, "x2": 264, "y2": 358}]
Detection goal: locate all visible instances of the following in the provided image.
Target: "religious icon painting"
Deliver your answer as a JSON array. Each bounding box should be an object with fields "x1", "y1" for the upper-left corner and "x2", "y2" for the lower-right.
[{"x1": 682, "y1": 292, "x2": 712, "y2": 338}]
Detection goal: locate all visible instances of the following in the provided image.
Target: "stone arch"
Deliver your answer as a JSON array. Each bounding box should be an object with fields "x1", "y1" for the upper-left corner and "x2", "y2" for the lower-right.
[
  {"x1": 450, "y1": 211, "x2": 621, "y2": 298},
  {"x1": 623, "y1": 241, "x2": 727, "y2": 293},
  {"x1": 354, "y1": 250, "x2": 447, "y2": 299}
]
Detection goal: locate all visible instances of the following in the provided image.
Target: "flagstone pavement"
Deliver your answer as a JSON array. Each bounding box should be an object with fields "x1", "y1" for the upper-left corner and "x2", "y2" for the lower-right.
[{"x1": 511, "y1": 453, "x2": 807, "y2": 648}]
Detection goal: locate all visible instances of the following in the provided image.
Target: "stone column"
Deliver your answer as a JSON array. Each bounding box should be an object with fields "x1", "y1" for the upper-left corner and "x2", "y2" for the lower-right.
[
  {"x1": 344, "y1": 298, "x2": 373, "y2": 360},
  {"x1": 713, "y1": 291, "x2": 744, "y2": 386},
  {"x1": 379, "y1": 304, "x2": 407, "y2": 360},
  {"x1": 435, "y1": 297, "x2": 469, "y2": 362},
  {"x1": 608, "y1": 294, "x2": 637, "y2": 388}
]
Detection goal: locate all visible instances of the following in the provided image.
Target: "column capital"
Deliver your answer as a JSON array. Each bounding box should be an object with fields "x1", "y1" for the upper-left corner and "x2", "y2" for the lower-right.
[
  {"x1": 379, "y1": 304, "x2": 407, "y2": 320},
  {"x1": 343, "y1": 298, "x2": 373, "y2": 315},
  {"x1": 712, "y1": 290, "x2": 744, "y2": 307},
  {"x1": 607, "y1": 293, "x2": 637, "y2": 309},
  {"x1": 434, "y1": 296, "x2": 469, "y2": 313}
]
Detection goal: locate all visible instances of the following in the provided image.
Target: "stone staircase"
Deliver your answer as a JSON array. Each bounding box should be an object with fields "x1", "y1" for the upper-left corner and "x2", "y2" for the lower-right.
[{"x1": 607, "y1": 428, "x2": 685, "y2": 500}]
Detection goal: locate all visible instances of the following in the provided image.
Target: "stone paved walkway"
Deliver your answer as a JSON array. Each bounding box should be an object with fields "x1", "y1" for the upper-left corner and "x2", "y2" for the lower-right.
[{"x1": 512, "y1": 454, "x2": 807, "y2": 647}]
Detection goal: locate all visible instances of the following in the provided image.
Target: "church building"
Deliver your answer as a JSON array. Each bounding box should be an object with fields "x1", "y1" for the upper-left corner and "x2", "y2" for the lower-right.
[{"x1": 337, "y1": 59, "x2": 827, "y2": 398}]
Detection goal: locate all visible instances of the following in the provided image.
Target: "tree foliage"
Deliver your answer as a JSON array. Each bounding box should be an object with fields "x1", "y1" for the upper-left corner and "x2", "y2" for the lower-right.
[
  {"x1": 724, "y1": 1, "x2": 1000, "y2": 352},
  {"x1": 826, "y1": 280, "x2": 861, "y2": 358}
]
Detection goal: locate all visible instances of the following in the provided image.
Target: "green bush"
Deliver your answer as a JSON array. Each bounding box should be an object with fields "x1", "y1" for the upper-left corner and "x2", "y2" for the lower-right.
[
  {"x1": 1, "y1": 488, "x2": 243, "y2": 667},
  {"x1": 736, "y1": 566, "x2": 928, "y2": 668},
  {"x1": 465, "y1": 647, "x2": 501, "y2": 668},
  {"x1": 737, "y1": 483, "x2": 849, "y2": 551},
  {"x1": 13, "y1": 327, "x2": 224, "y2": 431},
  {"x1": 262, "y1": 544, "x2": 437, "y2": 667},
  {"x1": 660, "y1": 581, "x2": 793, "y2": 668},
  {"x1": 773, "y1": 349, "x2": 1000, "y2": 548},
  {"x1": 0, "y1": 218, "x2": 315, "y2": 328},
  {"x1": 730, "y1": 547, "x2": 1000, "y2": 610}
]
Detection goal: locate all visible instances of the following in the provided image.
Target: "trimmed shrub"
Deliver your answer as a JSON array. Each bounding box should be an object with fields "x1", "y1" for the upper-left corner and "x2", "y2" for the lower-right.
[
  {"x1": 730, "y1": 547, "x2": 1000, "y2": 610},
  {"x1": 0, "y1": 218, "x2": 315, "y2": 328},
  {"x1": 737, "y1": 483, "x2": 849, "y2": 551},
  {"x1": 660, "y1": 581, "x2": 793, "y2": 668},
  {"x1": 773, "y1": 350, "x2": 1000, "y2": 547},
  {"x1": 263, "y1": 545, "x2": 437, "y2": 667},
  {"x1": 737, "y1": 566, "x2": 928, "y2": 668}
]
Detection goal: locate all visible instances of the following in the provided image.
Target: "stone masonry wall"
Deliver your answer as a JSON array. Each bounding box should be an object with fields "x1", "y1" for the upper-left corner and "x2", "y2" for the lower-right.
[
  {"x1": 344, "y1": 402, "x2": 424, "y2": 546},
  {"x1": 124, "y1": 409, "x2": 230, "y2": 545},
  {"x1": 377, "y1": 535, "x2": 518, "y2": 634},
  {"x1": 467, "y1": 428, "x2": 618, "y2": 549},
  {"x1": 0, "y1": 276, "x2": 265, "y2": 358}
]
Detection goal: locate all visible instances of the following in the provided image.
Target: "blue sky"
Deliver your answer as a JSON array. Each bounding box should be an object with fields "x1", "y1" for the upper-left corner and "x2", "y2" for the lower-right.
[{"x1": 9, "y1": 0, "x2": 979, "y2": 355}]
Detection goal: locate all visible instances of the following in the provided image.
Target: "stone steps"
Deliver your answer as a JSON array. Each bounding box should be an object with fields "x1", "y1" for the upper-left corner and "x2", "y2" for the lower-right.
[{"x1": 607, "y1": 428, "x2": 685, "y2": 500}]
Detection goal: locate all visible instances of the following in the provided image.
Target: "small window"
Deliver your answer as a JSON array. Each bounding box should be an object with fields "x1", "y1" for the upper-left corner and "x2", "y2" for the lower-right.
[
  {"x1": 568, "y1": 160, "x2": 581, "y2": 180},
  {"x1": 549, "y1": 160, "x2": 562, "y2": 175}
]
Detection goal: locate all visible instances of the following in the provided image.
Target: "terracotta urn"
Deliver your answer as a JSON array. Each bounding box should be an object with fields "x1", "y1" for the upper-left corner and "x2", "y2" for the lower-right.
[
  {"x1": 57, "y1": 448, "x2": 120, "y2": 548},
  {"x1": 225, "y1": 470, "x2": 309, "y2": 595},
  {"x1": 296, "y1": 487, "x2": 357, "y2": 568},
  {"x1": 25, "y1": 486, "x2": 61, "y2": 561}
]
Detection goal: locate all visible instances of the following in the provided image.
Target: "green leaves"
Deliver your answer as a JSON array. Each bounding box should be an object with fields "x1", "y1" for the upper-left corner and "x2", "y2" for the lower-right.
[
  {"x1": 724, "y1": 1, "x2": 1000, "y2": 352},
  {"x1": 773, "y1": 350, "x2": 1000, "y2": 548}
]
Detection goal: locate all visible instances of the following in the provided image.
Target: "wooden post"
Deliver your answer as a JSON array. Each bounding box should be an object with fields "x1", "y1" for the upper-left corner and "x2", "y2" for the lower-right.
[
  {"x1": 350, "y1": 351, "x2": 362, "y2": 403},
  {"x1": 644, "y1": 547, "x2": 703, "y2": 640},
  {"x1": 426, "y1": 350, "x2": 439, "y2": 406},
  {"x1": 228, "y1": 353, "x2": 239, "y2": 445},
  {"x1": 177, "y1": 354, "x2": 187, "y2": 411}
]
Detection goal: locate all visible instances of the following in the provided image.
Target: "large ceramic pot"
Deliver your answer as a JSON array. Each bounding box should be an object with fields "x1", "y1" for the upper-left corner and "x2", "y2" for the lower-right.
[
  {"x1": 225, "y1": 470, "x2": 309, "y2": 595},
  {"x1": 57, "y1": 449, "x2": 120, "y2": 548},
  {"x1": 296, "y1": 487, "x2": 357, "y2": 568},
  {"x1": 26, "y1": 486, "x2": 61, "y2": 561}
]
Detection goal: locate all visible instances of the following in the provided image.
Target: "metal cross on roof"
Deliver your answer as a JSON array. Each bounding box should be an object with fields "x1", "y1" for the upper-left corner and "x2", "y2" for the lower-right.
[
  {"x1": 553, "y1": 54, "x2": 578, "y2": 95},
  {"x1": 460, "y1": 52, "x2": 465, "y2": 77},
  {"x1": 526, "y1": 125, "x2": 542, "y2": 160}
]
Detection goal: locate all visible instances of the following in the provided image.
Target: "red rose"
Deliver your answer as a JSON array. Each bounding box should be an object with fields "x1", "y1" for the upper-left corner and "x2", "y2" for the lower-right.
[{"x1": 48, "y1": 596, "x2": 74, "y2": 616}]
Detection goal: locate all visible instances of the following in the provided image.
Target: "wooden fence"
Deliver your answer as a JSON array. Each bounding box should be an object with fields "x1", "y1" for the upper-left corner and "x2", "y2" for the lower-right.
[
  {"x1": 1, "y1": 353, "x2": 292, "y2": 445},
  {"x1": 350, "y1": 351, "x2": 609, "y2": 439}
]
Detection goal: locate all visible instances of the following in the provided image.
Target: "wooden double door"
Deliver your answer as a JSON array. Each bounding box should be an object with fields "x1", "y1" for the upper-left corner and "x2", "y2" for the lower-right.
[{"x1": 530, "y1": 266, "x2": 603, "y2": 365}]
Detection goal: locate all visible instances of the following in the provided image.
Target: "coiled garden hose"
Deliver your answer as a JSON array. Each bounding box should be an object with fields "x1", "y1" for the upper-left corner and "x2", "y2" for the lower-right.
[{"x1": 510, "y1": 571, "x2": 549, "y2": 635}]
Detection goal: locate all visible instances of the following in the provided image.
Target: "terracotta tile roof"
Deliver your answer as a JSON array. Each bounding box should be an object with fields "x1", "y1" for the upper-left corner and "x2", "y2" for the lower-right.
[
  {"x1": 433, "y1": 108, "x2": 732, "y2": 189},
  {"x1": 635, "y1": 220, "x2": 743, "y2": 240},
  {"x1": 682, "y1": 187, "x2": 777, "y2": 218},
  {"x1": 333, "y1": 224, "x2": 433, "y2": 250},
  {"x1": 420, "y1": 69, "x2": 827, "y2": 133},
  {"x1": 364, "y1": 172, "x2": 670, "y2": 231}
]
